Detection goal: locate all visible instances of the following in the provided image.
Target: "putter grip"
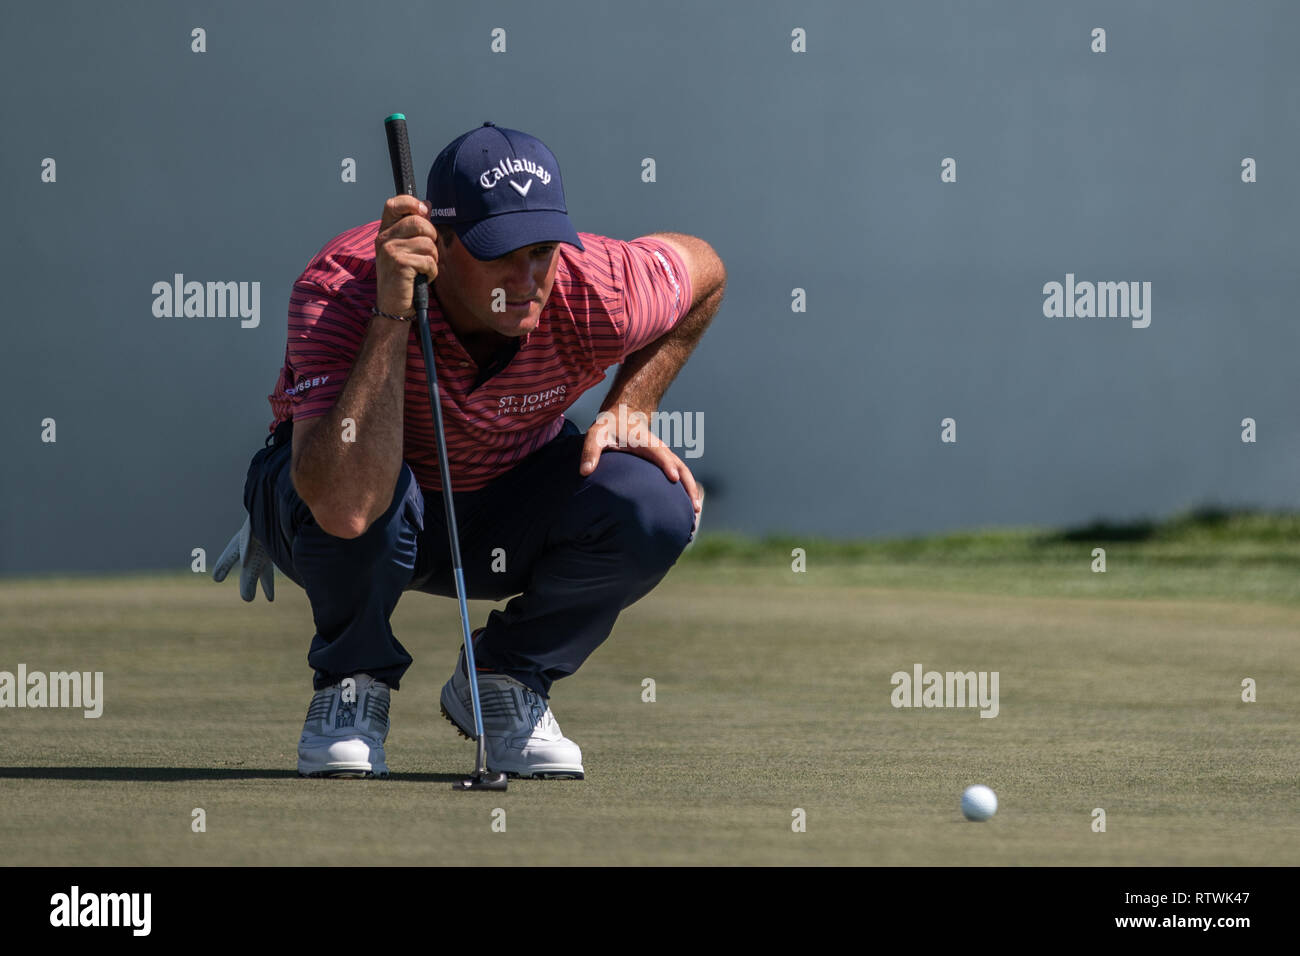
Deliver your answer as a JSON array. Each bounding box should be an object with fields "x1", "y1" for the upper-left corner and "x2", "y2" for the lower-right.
[
  {"x1": 384, "y1": 114, "x2": 417, "y2": 196},
  {"x1": 383, "y1": 113, "x2": 428, "y2": 311}
]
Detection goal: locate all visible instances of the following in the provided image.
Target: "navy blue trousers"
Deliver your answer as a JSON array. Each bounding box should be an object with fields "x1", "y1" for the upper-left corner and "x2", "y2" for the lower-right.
[{"x1": 243, "y1": 418, "x2": 695, "y2": 696}]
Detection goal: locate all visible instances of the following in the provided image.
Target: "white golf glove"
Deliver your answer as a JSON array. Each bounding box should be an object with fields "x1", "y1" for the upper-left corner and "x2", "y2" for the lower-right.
[{"x1": 213, "y1": 515, "x2": 275, "y2": 602}]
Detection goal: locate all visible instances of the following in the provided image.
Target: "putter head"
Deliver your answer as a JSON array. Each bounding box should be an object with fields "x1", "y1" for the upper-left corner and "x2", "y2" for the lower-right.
[{"x1": 453, "y1": 771, "x2": 508, "y2": 792}]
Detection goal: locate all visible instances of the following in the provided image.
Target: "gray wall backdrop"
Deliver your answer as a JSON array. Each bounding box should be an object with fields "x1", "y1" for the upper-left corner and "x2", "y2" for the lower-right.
[{"x1": 2, "y1": 0, "x2": 1297, "y2": 574}]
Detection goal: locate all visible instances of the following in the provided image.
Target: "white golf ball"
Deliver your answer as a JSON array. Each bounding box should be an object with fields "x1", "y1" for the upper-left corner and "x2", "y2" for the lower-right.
[{"x1": 961, "y1": 785, "x2": 998, "y2": 821}]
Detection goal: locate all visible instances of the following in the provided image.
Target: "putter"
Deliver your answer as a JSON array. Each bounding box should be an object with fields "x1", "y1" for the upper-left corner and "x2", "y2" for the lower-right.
[{"x1": 384, "y1": 114, "x2": 507, "y2": 792}]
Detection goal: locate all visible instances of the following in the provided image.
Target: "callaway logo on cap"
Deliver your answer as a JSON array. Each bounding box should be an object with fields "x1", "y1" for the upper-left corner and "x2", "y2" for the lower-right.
[{"x1": 425, "y1": 121, "x2": 584, "y2": 260}]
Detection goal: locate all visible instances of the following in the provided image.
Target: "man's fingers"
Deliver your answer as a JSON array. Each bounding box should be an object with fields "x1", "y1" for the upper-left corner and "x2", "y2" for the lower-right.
[
  {"x1": 379, "y1": 195, "x2": 429, "y2": 231},
  {"x1": 689, "y1": 488, "x2": 703, "y2": 541},
  {"x1": 380, "y1": 228, "x2": 439, "y2": 287},
  {"x1": 579, "y1": 429, "x2": 606, "y2": 475},
  {"x1": 386, "y1": 247, "x2": 439, "y2": 283},
  {"x1": 259, "y1": 559, "x2": 275, "y2": 602},
  {"x1": 639, "y1": 444, "x2": 701, "y2": 510},
  {"x1": 237, "y1": 555, "x2": 259, "y2": 602},
  {"x1": 236, "y1": 538, "x2": 274, "y2": 603},
  {"x1": 629, "y1": 442, "x2": 681, "y2": 483},
  {"x1": 215, "y1": 518, "x2": 273, "y2": 601},
  {"x1": 385, "y1": 217, "x2": 439, "y2": 242},
  {"x1": 384, "y1": 233, "x2": 438, "y2": 264},
  {"x1": 581, "y1": 417, "x2": 697, "y2": 493},
  {"x1": 212, "y1": 533, "x2": 241, "y2": 582},
  {"x1": 676, "y1": 460, "x2": 702, "y2": 510}
]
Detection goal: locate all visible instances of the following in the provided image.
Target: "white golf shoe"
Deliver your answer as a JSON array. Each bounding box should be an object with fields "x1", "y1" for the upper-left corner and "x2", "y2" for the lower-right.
[
  {"x1": 297, "y1": 673, "x2": 391, "y2": 778},
  {"x1": 439, "y1": 645, "x2": 584, "y2": 780}
]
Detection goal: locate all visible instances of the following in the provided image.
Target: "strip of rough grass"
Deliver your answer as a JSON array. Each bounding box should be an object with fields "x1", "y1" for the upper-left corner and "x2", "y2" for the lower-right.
[{"x1": 677, "y1": 508, "x2": 1300, "y2": 605}]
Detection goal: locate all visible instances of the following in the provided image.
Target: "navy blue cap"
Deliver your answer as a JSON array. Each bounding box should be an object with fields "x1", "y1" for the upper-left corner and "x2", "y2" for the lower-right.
[{"x1": 425, "y1": 122, "x2": 583, "y2": 260}]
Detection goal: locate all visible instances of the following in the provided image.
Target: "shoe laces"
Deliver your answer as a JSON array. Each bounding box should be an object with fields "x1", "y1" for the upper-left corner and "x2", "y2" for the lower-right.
[
  {"x1": 307, "y1": 676, "x2": 389, "y2": 738},
  {"x1": 521, "y1": 686, "x2": 558, "y2": 735}
]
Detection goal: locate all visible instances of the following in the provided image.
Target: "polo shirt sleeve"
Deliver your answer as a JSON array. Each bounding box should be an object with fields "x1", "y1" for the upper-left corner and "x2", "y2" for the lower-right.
[
  {"x1": 281, "y1": 278, "x2": 368, "y2": 422},
  {"x1": 603, "y1": 237, "x2": 695, "y2": 364}
]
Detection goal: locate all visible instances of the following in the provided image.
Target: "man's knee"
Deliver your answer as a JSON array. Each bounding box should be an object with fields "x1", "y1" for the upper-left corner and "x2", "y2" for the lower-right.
[
  {"x1": 294, "y1": 464, "x2": 424, "y2": 570},
  {"x1": 590, "y1": 454, "x2": 695, "y2": 571}
]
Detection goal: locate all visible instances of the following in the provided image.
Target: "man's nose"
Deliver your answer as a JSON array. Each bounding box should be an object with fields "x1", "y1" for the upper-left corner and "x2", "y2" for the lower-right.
[{"x1": 507, "y1": 252, "x2": 541, "y2": 284}]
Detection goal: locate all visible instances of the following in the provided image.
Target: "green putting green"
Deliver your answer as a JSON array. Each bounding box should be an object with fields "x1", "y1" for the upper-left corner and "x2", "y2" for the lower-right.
[{"x1": 2, "y1": 524, "x2": 1297, "y2": 865}]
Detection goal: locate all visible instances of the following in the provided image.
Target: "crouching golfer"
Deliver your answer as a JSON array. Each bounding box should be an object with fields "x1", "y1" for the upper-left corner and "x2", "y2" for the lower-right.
[{"x1": 214, "y1": 122, "x2": 725, "y2": 779}]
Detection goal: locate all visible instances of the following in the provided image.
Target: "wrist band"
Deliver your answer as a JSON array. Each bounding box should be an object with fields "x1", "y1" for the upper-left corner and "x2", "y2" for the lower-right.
[{"x1": 370, "y1": 306, "x2": 413, "y2": 322}]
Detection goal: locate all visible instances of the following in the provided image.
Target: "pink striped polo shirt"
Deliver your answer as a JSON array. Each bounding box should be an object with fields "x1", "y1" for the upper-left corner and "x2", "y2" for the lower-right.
[{"x1": 266, "y1": 221, "x2": 693, "y2": 492}]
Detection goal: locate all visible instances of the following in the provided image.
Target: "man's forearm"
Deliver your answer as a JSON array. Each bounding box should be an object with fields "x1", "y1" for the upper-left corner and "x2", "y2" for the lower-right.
[
  {"x1": 601, "y1": 281, "x2": 725, "y2": 415},
  {"x1": 293, "y1": 317, "x2": 410, "y2": 534}
]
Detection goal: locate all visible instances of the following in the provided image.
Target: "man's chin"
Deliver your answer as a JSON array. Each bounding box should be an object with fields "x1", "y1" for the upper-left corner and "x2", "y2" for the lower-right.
[{"x1": 500, "y1": 312, "x2": 539, "y2": 335}]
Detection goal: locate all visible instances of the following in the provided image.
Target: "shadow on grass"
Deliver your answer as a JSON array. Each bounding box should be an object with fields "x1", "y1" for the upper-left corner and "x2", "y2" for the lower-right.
[
  {"x1": 0, "y1": 767, "x2": 467, "y2": 783},
  {"x1": 1044, "y1": 505, "x2": 1243, "y2": 544},
  {"x1": 1044, "y1": 518, "x2": 1158, "y2": 543}
]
